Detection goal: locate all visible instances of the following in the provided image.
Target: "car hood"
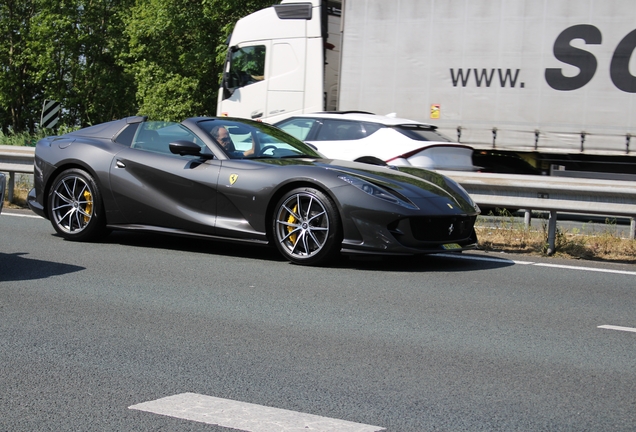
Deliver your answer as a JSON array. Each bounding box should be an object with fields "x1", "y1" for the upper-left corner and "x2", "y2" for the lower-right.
[{"x1": 256, "y1": 157, "x2": 478, "y2": 213}]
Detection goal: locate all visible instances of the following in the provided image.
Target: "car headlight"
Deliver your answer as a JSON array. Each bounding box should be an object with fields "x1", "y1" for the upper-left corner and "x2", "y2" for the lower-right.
[{"x1": 338, "y1": 175, "x2": 418, "y2": 209}]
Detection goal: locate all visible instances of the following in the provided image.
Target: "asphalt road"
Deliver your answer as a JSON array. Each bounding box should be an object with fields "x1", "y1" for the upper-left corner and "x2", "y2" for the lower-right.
[{"x1": 1, "y1": 209, "x2": 635, "y2": 431}]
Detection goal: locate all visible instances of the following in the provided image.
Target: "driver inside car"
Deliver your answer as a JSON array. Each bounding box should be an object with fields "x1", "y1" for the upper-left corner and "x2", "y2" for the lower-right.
[{"x1": 210, "y1": 125, "x2": 255, "y2": 158}]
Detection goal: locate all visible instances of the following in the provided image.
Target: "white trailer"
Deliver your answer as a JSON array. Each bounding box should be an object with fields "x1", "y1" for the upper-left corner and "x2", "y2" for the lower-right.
[{"x1": 218, "y1": 0, "x2": 636, "y2": 175}]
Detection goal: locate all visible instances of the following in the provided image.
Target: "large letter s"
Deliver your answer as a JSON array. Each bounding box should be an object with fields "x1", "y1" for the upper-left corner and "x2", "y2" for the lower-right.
[{"x1": 545, "y1": 25, "x2": 602, "y2": 91}]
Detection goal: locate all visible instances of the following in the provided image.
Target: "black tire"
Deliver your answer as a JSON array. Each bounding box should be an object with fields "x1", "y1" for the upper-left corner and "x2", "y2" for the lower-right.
[
  {"x1": 47, "y1": 168, "x2": 108, "y2": 241},
  {"x1": 272, "y1": 187, "x2": 342, "y2": 265}
]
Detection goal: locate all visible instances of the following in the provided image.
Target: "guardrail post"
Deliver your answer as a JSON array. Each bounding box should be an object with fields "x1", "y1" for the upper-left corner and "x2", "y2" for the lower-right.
[
  {"x1": 547, "y1": 210, "x2": 558, "y2": 255},
  {"x1": 630, "y1": 218, "x2": 635, "y2": 240},
  {"x1": 523, "y1": 210, "x2": 531, "y2": 229},
  {"x1": 7, "y1": 172, "x2": 15, "y2": 202}
]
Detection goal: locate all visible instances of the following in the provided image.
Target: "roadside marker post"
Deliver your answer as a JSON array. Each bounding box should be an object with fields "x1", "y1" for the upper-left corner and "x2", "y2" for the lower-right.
[{"x1": 41, "y1": 100, "x2": 61, "y2": 129}]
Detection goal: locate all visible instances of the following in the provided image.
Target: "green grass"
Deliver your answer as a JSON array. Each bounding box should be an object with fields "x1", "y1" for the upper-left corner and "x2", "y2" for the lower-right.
[
  {"x1": 0, "y1": 130, "x2": 47, "y2": 147},
  {"x1": 0, "y1": 126, "x2": 80, "y2": 146}
]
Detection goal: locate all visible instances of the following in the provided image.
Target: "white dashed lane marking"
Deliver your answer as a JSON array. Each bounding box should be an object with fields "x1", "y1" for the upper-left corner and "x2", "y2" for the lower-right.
[
  {"x1": 437, "y1": 253, "x2": 636, "y2": 276},
  {"x1": 3, "y1": 212, "x2": 42, "y2": 219},
  {"x1": 598, "y1": 325, "x2": 636, "y2": 334},
  {"x1": 129, "y1": 393, "x2": 385, "y2": 432}
]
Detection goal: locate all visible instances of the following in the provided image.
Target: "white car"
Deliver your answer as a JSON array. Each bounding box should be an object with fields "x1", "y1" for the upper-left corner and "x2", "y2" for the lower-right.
[{"x1": 274, "y1": 112, "x2": 475, "y2": 171}]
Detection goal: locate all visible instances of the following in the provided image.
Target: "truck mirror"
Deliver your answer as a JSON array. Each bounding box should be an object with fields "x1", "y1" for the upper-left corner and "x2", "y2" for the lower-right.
[{"x1": 222, "y1": 73, "x2": 235, "y2": 99}]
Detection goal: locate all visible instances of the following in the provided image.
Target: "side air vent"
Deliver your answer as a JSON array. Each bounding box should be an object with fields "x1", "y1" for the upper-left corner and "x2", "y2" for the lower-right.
[{"x1": 274, "y1": 3, "x2": 313, "y2": 20}]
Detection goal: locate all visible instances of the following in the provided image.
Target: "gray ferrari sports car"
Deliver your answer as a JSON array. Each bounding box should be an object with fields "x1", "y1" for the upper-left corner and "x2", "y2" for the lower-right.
[{"x1": 28, "y1": 116, "x2": 480, "y2": 265}]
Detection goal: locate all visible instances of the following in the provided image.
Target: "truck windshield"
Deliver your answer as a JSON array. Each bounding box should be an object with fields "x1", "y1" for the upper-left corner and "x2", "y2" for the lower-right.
[{"x1": 227, "y1": 45, "x2": 266, "y2": 89}]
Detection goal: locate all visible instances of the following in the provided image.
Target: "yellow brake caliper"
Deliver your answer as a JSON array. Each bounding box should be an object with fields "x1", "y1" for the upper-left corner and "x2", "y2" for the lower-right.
[
  {"x1": 287, "y1": 204, "x2": 298, "y2": 245},
  {"x1": 83, "y1": 189, "x2": 93, "y2": 224}
]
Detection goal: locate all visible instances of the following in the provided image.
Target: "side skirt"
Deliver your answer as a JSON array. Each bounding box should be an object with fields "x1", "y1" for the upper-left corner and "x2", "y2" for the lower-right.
[{"x1": 107, "y1": 224, "x2": 270, "y2": 246}]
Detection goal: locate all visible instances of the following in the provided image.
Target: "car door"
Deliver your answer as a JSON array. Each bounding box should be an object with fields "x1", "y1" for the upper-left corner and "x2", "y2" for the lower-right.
[{"x1": 108, "y1": 122, "x2": 221, "y2": 235}]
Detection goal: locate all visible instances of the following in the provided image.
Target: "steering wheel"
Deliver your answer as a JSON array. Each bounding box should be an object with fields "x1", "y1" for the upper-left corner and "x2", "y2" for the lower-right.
[{"x1": 257, "y1": 145, "x2": 277, "y2": 156}]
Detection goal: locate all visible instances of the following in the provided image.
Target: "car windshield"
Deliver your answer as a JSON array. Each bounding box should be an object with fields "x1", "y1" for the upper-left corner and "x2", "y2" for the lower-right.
[
  {"x1": 198, "y1": 118, "x2": 323, "y2": 159},
  {"x1": 393, "y1": 125, "x2": 452, "y2": 142}
]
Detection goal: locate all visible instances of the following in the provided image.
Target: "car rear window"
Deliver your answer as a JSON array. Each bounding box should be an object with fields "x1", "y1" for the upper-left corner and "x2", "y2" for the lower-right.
[
  {"x1": 316, "y1": 120, "x2": 382, "y2": 141},
  {"x1": 393, "y1": 125, "x2": 452, "y2": 142},
  {"x1": 276, "y1": 118, "x2": 318, "y2": 141}
]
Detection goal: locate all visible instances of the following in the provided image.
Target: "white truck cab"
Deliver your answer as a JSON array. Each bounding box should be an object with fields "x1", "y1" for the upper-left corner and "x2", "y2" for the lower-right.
[{"x1": 217, "y1": 0, "x2": 341, "y2": 123}]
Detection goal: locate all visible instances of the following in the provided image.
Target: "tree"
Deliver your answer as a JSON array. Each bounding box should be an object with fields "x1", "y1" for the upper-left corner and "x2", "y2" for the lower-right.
[
  {"x1": 0, "y1": 0, "x2": 136, "y2": 132},
  {"x1": 124, "y1": 0, "x2": 275, "y2": 121},
  {"x1": 0, "y1": 0, "x2": 275, "y2": 131},
  {"x1": 29, "y1": 0, "x2": 136, "y2": 128},
  {"x1": 0, "y1": 0, "x2": 39, "y2": 133},
  {"x1": 69, "y1": 0, "x2": 137, "y2": 125}
]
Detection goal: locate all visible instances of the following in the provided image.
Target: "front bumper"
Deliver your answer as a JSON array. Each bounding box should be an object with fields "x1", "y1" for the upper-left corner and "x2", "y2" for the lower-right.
[
  {"x1": 340, "y1": 211, "x2": 479, "y2": 256},
  {"x1": 27, "y1": 187, "x2": 47, "y2": 219}
]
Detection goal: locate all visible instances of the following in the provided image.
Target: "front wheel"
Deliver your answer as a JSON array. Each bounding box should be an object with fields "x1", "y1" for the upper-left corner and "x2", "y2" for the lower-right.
[
  {"x1": 47, "y1": 168, "x2": 108, "y2": 241},
  {"x1": 272, "y1": 188, "x2": 342, "y2": 265}
]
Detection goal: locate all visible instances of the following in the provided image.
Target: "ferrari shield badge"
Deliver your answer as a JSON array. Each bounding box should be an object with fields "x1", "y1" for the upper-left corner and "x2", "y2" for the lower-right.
[{"x1": 229, "y1": 174, "x2": 238, "y2": 185}]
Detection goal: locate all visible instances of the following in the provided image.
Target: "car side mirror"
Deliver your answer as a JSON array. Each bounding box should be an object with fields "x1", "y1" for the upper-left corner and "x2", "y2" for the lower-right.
[{"x1": 169, "y1": 140, "x2": 213, "y2": 159}]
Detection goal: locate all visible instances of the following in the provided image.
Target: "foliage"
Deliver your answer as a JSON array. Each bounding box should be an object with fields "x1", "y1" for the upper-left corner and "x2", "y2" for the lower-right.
[
  {"x1": 0, "y1": 0, "x2": 276, "y2": 133},
  {"x1": 0, "y1": 0, "x2": 39, "y2": 133},
  {"x1": 0, "y1": 0, "x2": 137, "y2": 131},
  {"x1": 0, "y1": 129, "x2": 44, "y2": 147},
  {"x1": 124, "y1": 0, "x2": 276, "y2": 120}
]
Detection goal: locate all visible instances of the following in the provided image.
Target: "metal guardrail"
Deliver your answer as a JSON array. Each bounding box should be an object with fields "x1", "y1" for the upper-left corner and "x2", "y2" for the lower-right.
[
  {"x1": 0, "y1": 145, "x2": 35, "y2": 202},
  {"x1": 439, "y1": 170, "x2": 636, "y2": 253},
  {"x1": 1, "y1": 146, "x2": 634, "y2": 253}
]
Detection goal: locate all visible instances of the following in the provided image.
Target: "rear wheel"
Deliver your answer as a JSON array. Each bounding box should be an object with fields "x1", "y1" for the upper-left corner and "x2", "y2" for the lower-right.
[
  {"x1": 272, "y1": 188, "x2": 341, "y2": 265},
  {"x1": 48, "y1": 168, "x2": 107, "y2": 241}
]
